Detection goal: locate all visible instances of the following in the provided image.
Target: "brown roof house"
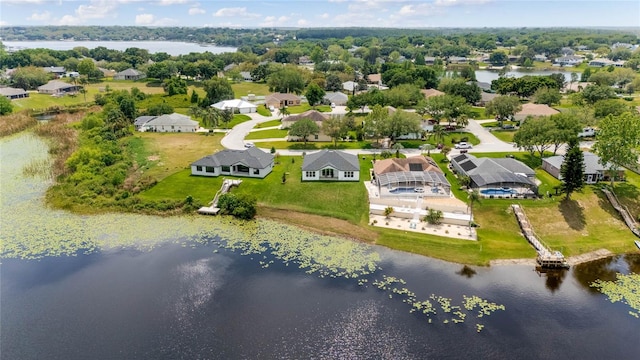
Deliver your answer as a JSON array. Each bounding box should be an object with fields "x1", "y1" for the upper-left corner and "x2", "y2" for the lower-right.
[
  {"x1": 282, "y1": 110, "x2": 332, "y2": 142},
  {"x1": 265, "y1": 93, "x2": 301, "y2": 109},
  {"x1": 421, "y1": 88, "x2": 445, "y2": 99},
  {"x1": 514, "y1": 103, "x2": 560, "y2": 122}
]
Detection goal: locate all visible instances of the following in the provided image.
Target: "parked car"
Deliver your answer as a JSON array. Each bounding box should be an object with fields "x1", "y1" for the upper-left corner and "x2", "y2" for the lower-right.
[
  {"x1": 501, "y1": 124, "x2": 515, "y2": 130},
  {"x1": 455, "y1": 142, "x2": 472, "y2": 149},
  {"x1": 244, "y1": 142, "x2": 255, "y2": 148},
  {"x1": 330, "y1": 103, "x2": 336, "y2": 108}
]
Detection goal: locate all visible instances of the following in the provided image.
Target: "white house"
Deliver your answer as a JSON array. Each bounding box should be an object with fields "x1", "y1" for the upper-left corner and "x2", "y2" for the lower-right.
[
  {"x1": 542, "y1": 152, "x2": 625, "y2": 184},
  {"x1": 211, "y1": 99, "x2": 258, "y2": 114},
  {"x1": 301, "y1": 150, "x2": 360, "y2": 181},
  {"x1": 139, "y1": 113, "x2": 199, "y2": 132},
  {"x1": 323, "y1": 92, "x2": 348, "y2": 106},
  {"x1": 191, "y1": 147, "x2": 274, "y2": 178}
]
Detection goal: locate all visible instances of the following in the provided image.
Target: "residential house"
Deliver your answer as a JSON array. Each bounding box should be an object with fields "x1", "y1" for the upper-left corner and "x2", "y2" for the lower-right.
[
  {"x1": 37, "y1": 80, "x2": 81, "y2": 95},
  {"x1": 0, "y1": 87, "x2": 29, "y2": 100},
  {"x1": 367, "y1": 73, "x2": 382, "y2": 86},
  {"x1": 211, "y1": 99, "x2": 258, "y2": 114},
  {"x1": 553, "y1": 55, "x2": 583, "y2": 67},
  {"x1": 342, "y1": 81, "x2": 358, "y2": 92},
  {"x1": 534, "y1": 54, "x2": 548, "y2": 62},
  {"x1": 239, "y1": 71, "x2": 253, "y2": 81},
  {"x1": 450, "y1": 154, "x2": 538, "y2": 197},
  {"x1": 372, "y1": 156, "x2": 451, "y2": 197},
  {"x1": 265, "y1": 93, "x2": 301, "y2": 109},
  {"x1": 42, "y1": 66, "x2": 66, "y2": 78},
  {"x1": 589, "y1": 58, "x2": 626, "y2": 67},
  {"x1": 542, "y1": 152, "x2": 625, "y2": 184},
  {"x1": 298, "y1": 56, "x2": 313, "y2": 66},
  {"x1": 191, "y1": 147, "x2": 274, "y2": 178},
  {"x1": 139, "y1": 113, "x2": 199, "y2": 133},
  {"x1": 561, "y1": 47, "x2": 575, "y2": 55},
  {"x1": 421, "y1": 88, "x2": 444, "y2": 99},
  {"x1": 514, "y1": 103, "x2": 560, "y2": 122},
  {"x1": 133, "y1": 115, "x2": 156, "y2": 131},
  {"x1": 576, "y1": 45, "x2": 589, "y2": 51},
  {"x1": 477, "y1": 92, "x2": 499, "y2": 106},
  {"x1": 474, "y1": 81, "x2": 492, "y2": 93},
  {"x1": 424, "y1": 56, "x2": 436, "y2": 65},
  {"x1": 282, "y1": 110, "x2": 332, "y2": 142},
  {"x1": 323, "y1": 92, "x2": 348, "y2": 106},
  {"x1": 99, "y1": 67, "x2": 116, "y2": 78},
  {"x1": 447, "y1": 56, "x2": 468, "y2": 64},
  {"x1": 114, "y1": 68, "x2": 146, "y2": 80},
  {"x1": 223, "y1": 63, "x2": 237, "y2": 72},
  {"x1": 301, "y1": 150, "x2": 360, "y2": 181}
]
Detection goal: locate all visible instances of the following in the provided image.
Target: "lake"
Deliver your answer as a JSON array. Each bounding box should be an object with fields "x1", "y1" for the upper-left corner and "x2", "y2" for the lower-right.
[
  {"x1": 1, "y1": 132, "x2": 639, "y2": 359},
  {"x1": 474, "y1": 69, "x2": 577, "y2": 84},
  {"x1": 2, "y1": 40, "x2": 237, "y2": 56}
]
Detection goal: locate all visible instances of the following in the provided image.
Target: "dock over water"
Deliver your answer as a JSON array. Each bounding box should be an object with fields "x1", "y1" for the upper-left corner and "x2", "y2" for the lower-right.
[
  {"x1": 198, "y1": 179, "x2": 242, "y2": 215},
  {"x1": 511, "y1": 204, "x2": 568, "y2": 268}
]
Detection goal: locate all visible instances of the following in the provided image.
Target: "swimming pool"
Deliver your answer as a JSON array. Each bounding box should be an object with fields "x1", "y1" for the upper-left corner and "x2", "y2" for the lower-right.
[
  {"x1": 480, "y1": 188, "x2": 517, "y2": 195},
  {"x1": 389, "y1": 187, "x2": 416, "y2": 194}
]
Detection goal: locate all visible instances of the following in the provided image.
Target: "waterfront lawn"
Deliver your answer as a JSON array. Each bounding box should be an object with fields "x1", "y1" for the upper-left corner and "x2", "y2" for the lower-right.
[
  {"x1": 140, "y1": 155, "x2": 374, "y2": 224},
  {"x1": 133, "y1": 132, "x2": 223, "y2": 181},
  {"x1": 245, "y1": 129, "x2": 288, "y2": 140}
]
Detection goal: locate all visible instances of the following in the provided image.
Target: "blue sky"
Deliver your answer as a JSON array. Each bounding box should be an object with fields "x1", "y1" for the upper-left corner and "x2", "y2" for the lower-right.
[{"x1": 1, "y1": 0, "x2": 638, "y2": 28}]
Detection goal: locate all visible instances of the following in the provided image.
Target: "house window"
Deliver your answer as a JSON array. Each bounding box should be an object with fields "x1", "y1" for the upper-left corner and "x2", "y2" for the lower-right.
[
  {"x1": 221, "y1": 165, "x2": 230, "y2": 172},
  {"x1": 253, "y1": 169, "x2": 260, "y2": 175},
  {"x1": 196, "y1": 166, "x2": 203, "y2": 172},
  {"x1": 305, "y1": 171, "x2": 316, "y2": 178},
  {"x1": 344, "y1": 171, "x2": 354, "y2": 178},
  {"x1": 205, "y1": 166, "x2": 215, "y2": 173},
  {"x1": 171, "y1": 126, "x2": 175, "y2": 129},
  {"x1": 235, "y1": 165, "x2": 250, "y2": 173},
  {"x1": 314, "y1": 134, "x2": 319, "y2": 140}
]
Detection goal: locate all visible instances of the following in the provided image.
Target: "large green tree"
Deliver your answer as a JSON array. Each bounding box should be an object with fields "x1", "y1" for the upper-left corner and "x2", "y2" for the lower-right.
[
  {"x1": 549, "y1": 112, "x2": 582, "y2": 155},
  {"x1": 305, "y1": 82, "x2": 325, "y2": 108},
  {"x1": 513, "y1": 116, "x2": 554, "y2": 158},
  {"x1": 438, "y1": 78, "x2": 481, "y2": 104},
  {"x1": 485, "y1": 96, "x2": 522, "y2": 125},
  {"x1": 289, "y1": 118, "x2": 320, "y2": 145},
  {"x1": 202, "y1": 77, "x2": 234, "y2": 106},
  {"x1": 322, "y1": 116, "x2": 348, "y2": 147},
  {"x1": 560, "y1": 137, "x2": 585, "y2": 199},
  {"x1": 11, "y1": 66, "x2": 49, "y2": 90},
  {"x1": 592, "y1": 112, "x2": 640, "y2": 189},
  {"x1": 267, "y1": 66, "x2": 306, "y2": 94},
  {"x1": 0, "y1": 96, "x2": 13, "y2": 115}
]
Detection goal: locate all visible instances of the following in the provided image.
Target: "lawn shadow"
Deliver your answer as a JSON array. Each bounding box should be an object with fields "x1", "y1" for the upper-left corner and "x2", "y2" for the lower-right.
[
  {"x1": 558, "y1": 198, "x2": 586, "y2": 231},
  {"x1": 594, "y1": 187, "x2": 625, "y2": 220}
]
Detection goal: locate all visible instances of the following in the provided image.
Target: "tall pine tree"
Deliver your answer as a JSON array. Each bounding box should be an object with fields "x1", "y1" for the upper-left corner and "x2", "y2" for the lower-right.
[{"x1": 560, "y1": 137, "x2": 585, "y2": 199}]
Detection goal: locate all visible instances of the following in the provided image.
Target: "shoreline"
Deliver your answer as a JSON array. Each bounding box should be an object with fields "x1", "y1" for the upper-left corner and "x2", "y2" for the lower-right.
[{"x1": 490, "y1": 249, "x2": 615, "y2": 267}]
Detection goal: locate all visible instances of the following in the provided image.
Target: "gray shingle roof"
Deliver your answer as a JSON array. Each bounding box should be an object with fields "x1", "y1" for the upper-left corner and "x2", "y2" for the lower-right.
[
  {"x1": 0, "y1": 87, "x2": 27, "y2": 96},
  {"x1": 116, "y1": 68, "x2": 143, "y2": 76},
  {"x1": 543, "y1": 152, "x2": 622, "y2": 174},
  {"x1": 145, "y1": 113, "x2": 198, "y2": 127},
  {"x1": 302, "y1": 150, "x2": 359, "y2": 172},
  {"x1": 452, "y1": 154, "x2": 536, "y2": 187},
  {"x1": 192, "y1": 147, "x2": 274, "y2": 169},
  {"x1": 37, "y1": 81, "x2": 77, "y2": 91},
  {"x1": 134, "y1": 116, "x2": 157, "y2": 127}
]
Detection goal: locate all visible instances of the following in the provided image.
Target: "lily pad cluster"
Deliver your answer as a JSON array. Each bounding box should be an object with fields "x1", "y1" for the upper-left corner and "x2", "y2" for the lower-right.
[{"x1": 591, "y1": 273, "x2": 640, "y2": 319}]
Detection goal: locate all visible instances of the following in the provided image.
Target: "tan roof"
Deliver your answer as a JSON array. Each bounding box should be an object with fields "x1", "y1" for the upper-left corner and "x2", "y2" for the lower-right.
[
  {"x1": 284, "y1": 110, "x2": 328, "y2": 123},
  {"x1": 367, "y1": 73, "x2": 382, "y2": 83},
  {"x1": 421, "y1": 88, "x2": 445, "y2": 98},
  {"x1": 373, "y1": 157, "x2": 442, "y2": 175},
  {"x1": 266, "y1": 92, "x2": 300, "y2": 101},
  {"x1": 516, "y1": 103, "x2": 560, "y2": 117}
]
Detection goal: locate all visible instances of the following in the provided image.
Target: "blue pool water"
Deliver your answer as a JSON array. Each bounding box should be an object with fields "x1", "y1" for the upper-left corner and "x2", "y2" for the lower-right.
[
  {"x1": 480, "y1": 188, "x2": 517, "y2": 195},
  {"x1": 389, "y1": 187, "x2": 415, "y2": 194}
]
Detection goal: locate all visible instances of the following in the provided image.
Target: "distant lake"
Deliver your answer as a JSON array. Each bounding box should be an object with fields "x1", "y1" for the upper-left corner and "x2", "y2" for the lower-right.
[
  {"x1": 474, "y1": 69, "x2": 577, "y2": 84},
  {"x1": 2, "y1": 40, "x2": 237, "y2": 56}
]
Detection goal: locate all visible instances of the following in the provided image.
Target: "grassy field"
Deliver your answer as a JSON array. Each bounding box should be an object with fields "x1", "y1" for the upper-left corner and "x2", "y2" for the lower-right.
[
  {"x1": 255, "y1": 120, "x2": 281, "y2": 128},
  {"x1": 133, "y1": 132, "x2": 223, "y2": 181},
  {"x1": 225, "y1": 114, "x2": 252, "y2": 129},
  {"x1": 231, "y1": 82, "x2": 270, "y2": 97},
  {"x1": 490, "y1": 129, "x2": 516, "y2": 143},
  {"x1": 286, "y1": 104, "x2": 332, "y2": 114},
  {"x1": 245, "y1": 129, "x2": 288, "y2": 140},
  {"x1": 470, "y1": 107, "x2": 488, "y2": 119}
]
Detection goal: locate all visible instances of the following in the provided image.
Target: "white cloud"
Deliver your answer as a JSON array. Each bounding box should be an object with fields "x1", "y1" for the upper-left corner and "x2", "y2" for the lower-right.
[
  {"x1": 434, "y1": 0, "x2": 492, "y2": 7},
  {"x1": 189, "y1": 7, "x2": 206, "y2": 15},
  {"x1": 0, "y1": 20, "x2": 9, "y2": 26},
  {"x1": 396, "y1": 3, "x2": 436, "y2": 16},
  {"x1": 135, "y1": 13, "x2": 155, "y2": 25},
  {"x1": 320, "y1": 13, "x2": 330, "y2": 19},
  {"x1": 158, "y1": 0, "x2": 189, "y2": 5},
  {"x1": 27, "y1": 11, "x2": 52, "y2": 22},
  {"x1": 297, "y1": 19, "x2": 308, "y2": 26},
  {"x1": 75, "y1": 1, "x2": 118, "y2": 20},
  {"x1": 57, "y1": 15, "x2": 83, "y2": 26},
  {"x1": 3, "y1": 0, "x2": 45, "y2": 4},
  {"x1": 134, "y1": 13, "x2": 178, "y2": 26},
  {"x1": 214, "y1": 7, "x2": 260, "y2": 18}
]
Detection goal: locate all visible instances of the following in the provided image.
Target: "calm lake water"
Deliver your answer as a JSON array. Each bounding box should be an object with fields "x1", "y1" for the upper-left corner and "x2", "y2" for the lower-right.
[
  {"x1": 2, "y1": 41, "x2": 237, "y2": 56},
  {"x1": 474, "y1": 69, "x2": 576, "y2": 84},
  {"x1": 1, "y1": 132, "x2": 639, "y2": 359}
]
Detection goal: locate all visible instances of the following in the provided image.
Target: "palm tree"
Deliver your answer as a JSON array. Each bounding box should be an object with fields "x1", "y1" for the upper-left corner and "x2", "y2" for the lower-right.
[
  {"x1": 467, "y1": 189, "x2": 481, "y2": 228},
  {"x1": 383, "y1": 206, "x2": 394, "y2": 219},
  {"x1": 280, "y1": 105, "x2": 290, "y2": 119},
  {"x1": 432, "y1": 124, "x2": 445, "y2": 145}
]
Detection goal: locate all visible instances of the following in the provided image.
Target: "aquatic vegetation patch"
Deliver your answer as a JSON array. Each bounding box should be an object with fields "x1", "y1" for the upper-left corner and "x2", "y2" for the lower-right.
[
  {"x1": 372, "y1": 275, "x2": 505, "y2": 332},
  {"x1": 591, "y1": 273, "x2": 640, "y2": 319}
]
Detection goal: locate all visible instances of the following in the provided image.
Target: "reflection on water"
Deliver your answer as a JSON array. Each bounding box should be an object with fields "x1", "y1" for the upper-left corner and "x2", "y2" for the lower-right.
[
  {"x1": 573, "y1": 255, "x2": 640, "y2": 293},
  {"x1": 537, "y1": 268, "x2": 568, "y2": 293}
]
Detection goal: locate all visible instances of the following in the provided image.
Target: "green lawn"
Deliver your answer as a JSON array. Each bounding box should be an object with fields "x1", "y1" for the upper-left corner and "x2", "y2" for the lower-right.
[
  {"x1": 139, "y1": 155, "x2": 373, "y2": 224},
  {"x1": 231, "y1": 82, "x2": 270, "y2": 97},
  {"x1": 491, "y1": 129, "x2": 516, "y2": 143},
  {"x1": 246, "y1": 129, "x2": 288, "y2": 140},
  {"x1": 255, "y1": 120, "x2": 281, "y2": 128},
  {"x1": 470, "y1": 107, "x2": 487, "y2": 119},
  {"x1": 256, "y1": 106, "x2": 272, "y2": 117},
  {"x1": 255, "y1": 140, "x2": 370, "y2": 150},
  {"x1": 286, "y1": 104, "x2": 331, "y2": 114},
  {"x1": 224, "y1": 114, "x2": 252, "y2": 129}
]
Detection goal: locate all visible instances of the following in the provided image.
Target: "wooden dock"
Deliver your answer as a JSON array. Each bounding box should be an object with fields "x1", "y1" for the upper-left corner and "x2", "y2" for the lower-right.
[
  {"x1": 198, "y1": 179, "x2": 243, "y2": 215},
  {"x1": 602, "y1": 188, "x2": 640, "y2": 238},
  {"x1": 511, "y1": 204, "x2": 568, "y2": 268}
]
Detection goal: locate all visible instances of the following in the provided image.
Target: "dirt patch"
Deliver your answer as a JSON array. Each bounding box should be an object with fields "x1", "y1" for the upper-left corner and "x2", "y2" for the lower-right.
[
  {"x1": 258, "y1": 208, "x2": 379, "y2": 243},
  {"x1": 147, "y1": 155, "x2": 160, "y2": 161}
]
